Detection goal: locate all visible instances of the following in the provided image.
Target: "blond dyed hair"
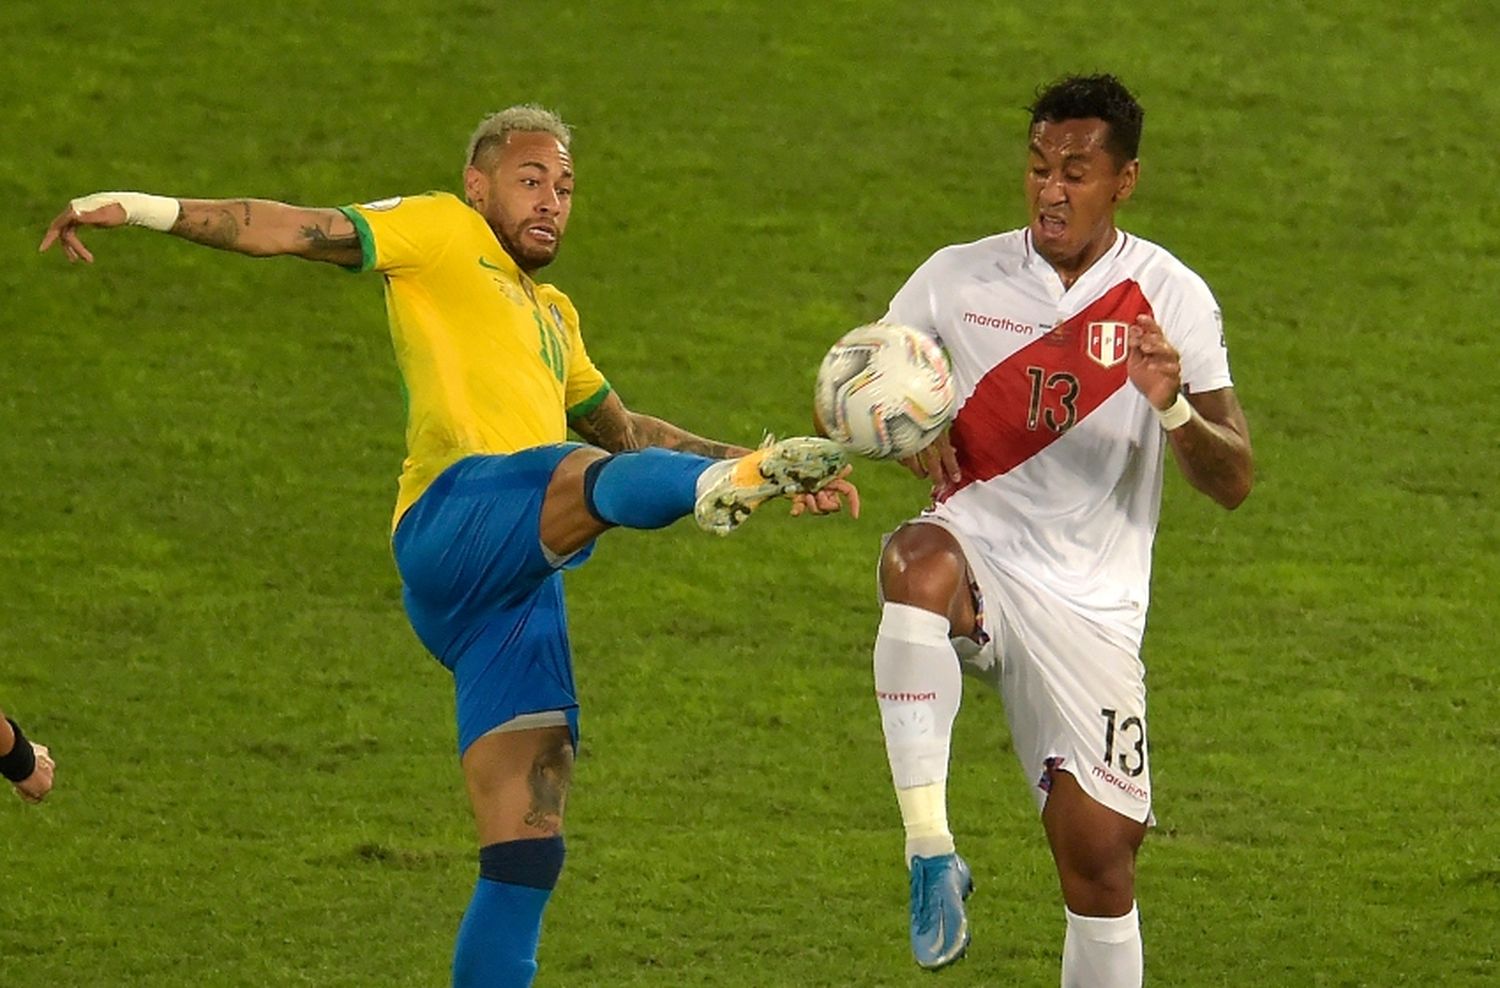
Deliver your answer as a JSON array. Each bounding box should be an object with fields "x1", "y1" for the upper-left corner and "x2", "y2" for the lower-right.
[{"x1": 465, "y1": 104, "x2": 572, "y2": 169}]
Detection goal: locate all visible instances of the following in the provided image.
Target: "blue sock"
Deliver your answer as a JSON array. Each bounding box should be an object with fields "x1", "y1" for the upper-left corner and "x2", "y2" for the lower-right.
[
  {"x1": 582, "y1": 448, "x2": 718, "y2": 530},
  {"x1": 452, "y1": 837, "x2": 566, "y2": 988}
]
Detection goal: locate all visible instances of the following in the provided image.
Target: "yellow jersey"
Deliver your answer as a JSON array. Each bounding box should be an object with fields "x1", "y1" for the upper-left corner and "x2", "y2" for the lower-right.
[{"x1": 339, "y1": 193, "x2": 611, "y2": 529}]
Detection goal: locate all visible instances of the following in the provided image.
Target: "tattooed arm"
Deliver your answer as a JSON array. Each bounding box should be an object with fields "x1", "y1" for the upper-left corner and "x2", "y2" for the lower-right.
[
  {"x1": 40, "y1": 195, "x2": 362, "y2": 268},
  {"x1": 169, "y1": 199, "x2": 362, "y2": 265},
  {"x1": 569, "y1": 391, "x2": 750, "y2": 458}
]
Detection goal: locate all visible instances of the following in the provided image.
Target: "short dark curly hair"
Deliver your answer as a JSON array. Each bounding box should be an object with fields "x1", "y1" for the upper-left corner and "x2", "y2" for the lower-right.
[{"x1": 1028, "y1": 74, "x2": 1144, "y2": 165}]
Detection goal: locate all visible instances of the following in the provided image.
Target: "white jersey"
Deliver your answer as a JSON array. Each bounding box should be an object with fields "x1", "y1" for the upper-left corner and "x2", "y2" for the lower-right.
[{"x1": 885, "y1": 228, "x2": 1233, "y2": 645}]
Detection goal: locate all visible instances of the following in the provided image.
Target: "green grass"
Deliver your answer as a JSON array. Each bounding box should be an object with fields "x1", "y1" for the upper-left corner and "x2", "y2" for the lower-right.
[{"x1": 2, "y1": 1, "x2": 1497, "y2": 984}]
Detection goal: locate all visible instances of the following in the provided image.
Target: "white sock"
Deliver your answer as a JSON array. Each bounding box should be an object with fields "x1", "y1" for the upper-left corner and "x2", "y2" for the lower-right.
[
  {"x1": 1061, "y1": 904, "x2": 1143, "y2": 988},
  {"x1": 896, "y1": 781, "x2": 953, "y2": 861},
  {"x1": 873, "y1": 602, "x2": 962, "y2": 862}
]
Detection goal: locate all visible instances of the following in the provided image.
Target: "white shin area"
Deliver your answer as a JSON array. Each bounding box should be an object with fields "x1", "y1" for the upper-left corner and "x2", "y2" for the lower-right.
[
  {"x1": 873, "y1": 602, "x2": 963, "y2": 862},
  {"x1": 1061, "y1": 904, "x2": 1142, "y2": 988}
]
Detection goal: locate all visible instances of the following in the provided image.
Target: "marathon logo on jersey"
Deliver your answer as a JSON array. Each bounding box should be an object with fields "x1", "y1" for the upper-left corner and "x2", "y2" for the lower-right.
[
  {"x1": 963, "y1": 311, "x2": 1037, "y2": 336},
  {"x1": 1086, "y1": 321, "x2": 1130, "y2": 368}
]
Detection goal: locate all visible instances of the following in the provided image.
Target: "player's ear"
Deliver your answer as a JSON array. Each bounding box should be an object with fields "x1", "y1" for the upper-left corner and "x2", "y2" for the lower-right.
[
  {"x1": 462, "y1": 165, "x2": 487, "y2": 207},
  {"x1": 1112, "y1": 159, "x2": 1139, "y2": 204}
]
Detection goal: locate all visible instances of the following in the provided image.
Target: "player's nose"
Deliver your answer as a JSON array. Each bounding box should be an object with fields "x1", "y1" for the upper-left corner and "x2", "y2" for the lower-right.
[{"x1": 1038, "y1": 174, "x2": 1067, "y2": 204}]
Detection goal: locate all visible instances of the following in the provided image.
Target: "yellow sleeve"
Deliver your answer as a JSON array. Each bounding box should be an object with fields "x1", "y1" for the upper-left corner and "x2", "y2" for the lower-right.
[
  {"x1": 337, "y1": 193, "x2": 464, "y2": 275},
  {"x1": 551, "y1": 295, "x2": 611, "y2": 418}
]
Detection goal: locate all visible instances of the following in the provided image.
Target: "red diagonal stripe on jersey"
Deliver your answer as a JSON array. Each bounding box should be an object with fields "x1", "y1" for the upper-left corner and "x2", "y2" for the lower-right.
[{"x1": 944, "y1": 279, "x2": 1153, "y2": 497}]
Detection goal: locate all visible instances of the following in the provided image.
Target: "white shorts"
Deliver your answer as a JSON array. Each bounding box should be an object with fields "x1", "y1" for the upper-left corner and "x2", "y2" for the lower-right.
[{"x1": 912, "y1": 518, "x2": 1154, "y2": 824}]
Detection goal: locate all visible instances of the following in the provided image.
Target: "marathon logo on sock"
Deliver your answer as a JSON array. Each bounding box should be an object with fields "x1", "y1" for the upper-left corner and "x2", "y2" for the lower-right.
[{"x1": 876, "y1": 690, "x2": 937, "y2": 702}]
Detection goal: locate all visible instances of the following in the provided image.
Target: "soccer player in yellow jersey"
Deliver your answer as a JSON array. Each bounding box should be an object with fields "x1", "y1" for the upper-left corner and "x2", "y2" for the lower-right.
[{"x1": 41, "y1": 104, "x2": 857, "y2": 987}]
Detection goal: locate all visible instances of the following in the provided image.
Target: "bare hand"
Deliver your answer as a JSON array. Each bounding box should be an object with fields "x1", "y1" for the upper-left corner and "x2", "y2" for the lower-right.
[
  {"x1": 898, "y1": 431, "x2": 961, "y2": 490},
  {"x1": 38, "y1": 201, "x2": 128, "y2": 263},
  {"x1": 12, "y1": 743, "x2": 54, "y2": 803},
  {"x1": 789, "y1": 468, "x2": 861, "y2": 519},
  {"x1": 1126, "y1": 314, "x2": 1183, "y2": 410}
]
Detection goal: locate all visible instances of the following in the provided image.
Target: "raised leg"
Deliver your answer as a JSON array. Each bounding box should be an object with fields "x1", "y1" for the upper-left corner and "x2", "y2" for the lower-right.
[{"x1": 875, "y1": 522, "x2": 977, "y2": 969}]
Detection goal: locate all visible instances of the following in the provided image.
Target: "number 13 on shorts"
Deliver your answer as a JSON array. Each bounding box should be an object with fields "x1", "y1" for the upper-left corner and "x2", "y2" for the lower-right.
[{"x1": 1100, "y1": 707, "x2": 1147, "y2": 778}]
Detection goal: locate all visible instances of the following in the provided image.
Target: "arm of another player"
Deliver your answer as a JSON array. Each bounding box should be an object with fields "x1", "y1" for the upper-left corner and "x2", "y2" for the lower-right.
[
  {"x1": 1127, "y1": 314, "x2": 1254, "y2": 509},
  {"x1": 39, "y1": 193, "x2": 362, "y2": 267},
  {"x1": 0, "y1": 710, "x2": 55, "y2": 804},
  {"x1": 574, "y1": 391, "x2": 860, "y2": 517}
]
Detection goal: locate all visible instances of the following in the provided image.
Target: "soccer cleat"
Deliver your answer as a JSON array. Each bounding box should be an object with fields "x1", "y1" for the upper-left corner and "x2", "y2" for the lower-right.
[
  {"x1": 693, "y1": 436, "x2": 847, "y2": 536},
  {"x1": 908, "y1": 852, "x2": 973, "y2": 971}
]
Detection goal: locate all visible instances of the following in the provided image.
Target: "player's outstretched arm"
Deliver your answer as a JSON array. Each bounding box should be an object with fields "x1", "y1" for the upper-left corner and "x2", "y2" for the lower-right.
[{"x1": 39, "y1": 193, "x2": 362, "y2": 268}]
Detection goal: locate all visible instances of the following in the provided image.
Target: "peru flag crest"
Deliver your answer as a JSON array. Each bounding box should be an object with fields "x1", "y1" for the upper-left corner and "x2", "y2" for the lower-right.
[{"x1": 1086, "y1": 321, "x2": 1130, "y2": 368}]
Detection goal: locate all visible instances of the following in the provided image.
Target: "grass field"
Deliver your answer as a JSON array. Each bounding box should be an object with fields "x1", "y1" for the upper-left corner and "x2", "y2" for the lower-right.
[{"x1": 3, "y1": 1, "x2": 1498, "y2": 985}]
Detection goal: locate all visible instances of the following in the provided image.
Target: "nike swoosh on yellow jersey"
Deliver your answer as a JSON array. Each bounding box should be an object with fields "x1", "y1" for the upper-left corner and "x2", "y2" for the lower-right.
[{"x1": 478, "y1": 256, "x2": 505, "y2": 271}]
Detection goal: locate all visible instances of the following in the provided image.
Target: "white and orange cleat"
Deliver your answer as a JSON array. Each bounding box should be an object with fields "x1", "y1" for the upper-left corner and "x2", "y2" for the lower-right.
[{"x1": 693, "y1": 436, "x2": 847, "y2": 535}]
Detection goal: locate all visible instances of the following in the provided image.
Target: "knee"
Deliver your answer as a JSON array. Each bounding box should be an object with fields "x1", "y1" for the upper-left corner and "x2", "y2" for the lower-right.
[
  {"x1": 880, "y1": 525, "x2": 969, "y2": 622},
  {"x1": 1059, "y1": 842, "x2": 1136, "y2": 896},
  {"x1": 1044, "y1": 772, "x2": 1145, "y2": 911},
  {"x1": 1053, "y1": 822, "x2": 1142, "y2": 912}
]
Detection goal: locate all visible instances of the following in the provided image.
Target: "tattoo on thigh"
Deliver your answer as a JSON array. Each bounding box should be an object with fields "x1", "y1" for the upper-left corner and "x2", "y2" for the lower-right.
[{"x1": 522, "y1": 743, "x2": 573, "y2": 833}]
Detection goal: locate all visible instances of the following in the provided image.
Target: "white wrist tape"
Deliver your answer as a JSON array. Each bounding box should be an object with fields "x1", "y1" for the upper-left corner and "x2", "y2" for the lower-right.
[
  {"x1": 1155, "y1": 393, "x2": 1193, "y2": 431},
  {"x1": 70, "y1": 192, "x2": 181, "y2": 232}
]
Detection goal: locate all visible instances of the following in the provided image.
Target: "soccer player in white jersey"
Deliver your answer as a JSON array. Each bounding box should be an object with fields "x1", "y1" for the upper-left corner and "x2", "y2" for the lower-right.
[{"x1": 868, "y1": 75, "x2": 1254, "y2": 985}]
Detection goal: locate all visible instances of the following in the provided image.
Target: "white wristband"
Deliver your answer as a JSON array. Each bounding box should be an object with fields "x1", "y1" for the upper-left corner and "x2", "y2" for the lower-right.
[
  {"x1": 1155, "y1": 393, "x2": 1193, "y2": 431},
  {"x1": 70, "y1": 192, "x2": 181, "y2": 232}
]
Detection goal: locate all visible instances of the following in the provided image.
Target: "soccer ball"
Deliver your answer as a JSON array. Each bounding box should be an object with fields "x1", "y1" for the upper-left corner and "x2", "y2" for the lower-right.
[{"x1": 814, "y1": 322, "x2": 956, "y2": 459}]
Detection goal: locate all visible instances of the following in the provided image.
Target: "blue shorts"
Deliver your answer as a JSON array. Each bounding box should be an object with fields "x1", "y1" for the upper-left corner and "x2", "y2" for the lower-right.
[{"x1": 393, "y1": 445, "x2": 595, "y2": 755}]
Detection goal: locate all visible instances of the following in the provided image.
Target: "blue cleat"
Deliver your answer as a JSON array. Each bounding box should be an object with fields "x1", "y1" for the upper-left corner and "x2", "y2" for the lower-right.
[{"x1": 908, "y1": 853, "x2": 973, "y2": 970}]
